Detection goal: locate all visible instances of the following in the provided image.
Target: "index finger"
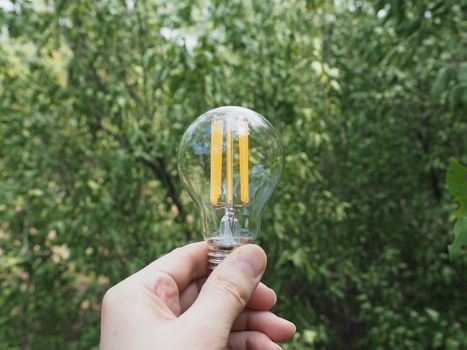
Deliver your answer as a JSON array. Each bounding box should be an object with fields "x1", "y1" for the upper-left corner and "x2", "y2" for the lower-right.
[{"x1": 135, "y1": 241, "x2": 209, "y2": 292}]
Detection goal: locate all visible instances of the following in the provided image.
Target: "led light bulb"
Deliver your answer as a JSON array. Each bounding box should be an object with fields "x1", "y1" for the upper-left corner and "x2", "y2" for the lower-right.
[{"x1": 178, "y1": 106, "x2": 284, "y2": 269}]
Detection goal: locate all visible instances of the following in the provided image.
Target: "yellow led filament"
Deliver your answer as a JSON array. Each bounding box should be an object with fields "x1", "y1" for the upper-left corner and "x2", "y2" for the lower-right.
[
  {"x1": 210, "y1": 118, "x2": 249, "y2": 206},
  {"x1": 210, "y1": 120, "x2": 224, "y2": 204},
  {"x1": 226, "y1": 120, "x2": 233, "y2": 204},
  {"x1": 238, "y1": 120, "x2": 249, "y2": 203}
]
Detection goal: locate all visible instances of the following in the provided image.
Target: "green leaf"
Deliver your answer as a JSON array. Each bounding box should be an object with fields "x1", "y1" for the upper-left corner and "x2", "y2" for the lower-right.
[
  {"x1": 424, "y1": 307, "x2": 439, "y2": 321},
  {"x1": 448, "y1": 217, "x2": 467, "y2": 260},
  {"x1": 87, "y1": 180, "x2": 100, "y2": 191},
  {"x1": 446, "y1": 159, "x2": 467, "y2": 217},
  {"x1": 458, "y1": 62, "x2": 467, "y2": 83},
  {"x1": 431, "y1": 66, "x2": 452, "y2": 97},
  {"x1": 446, "y1": 159, "x2": 467, "y2": 197},
  {"x1": 447, "y1": 160, "x2": 467, "y2": 259}
]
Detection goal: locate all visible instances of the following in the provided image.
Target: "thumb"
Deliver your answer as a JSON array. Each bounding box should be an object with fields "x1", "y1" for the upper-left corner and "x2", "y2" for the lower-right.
[{"x1": 185, "y1": 244, "x2": 267, "y2": 331}]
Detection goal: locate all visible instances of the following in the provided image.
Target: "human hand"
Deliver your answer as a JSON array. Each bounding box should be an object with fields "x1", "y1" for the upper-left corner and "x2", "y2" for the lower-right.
[{"x1": 100, "y1": 242, "x2": 295, "y2": 350}]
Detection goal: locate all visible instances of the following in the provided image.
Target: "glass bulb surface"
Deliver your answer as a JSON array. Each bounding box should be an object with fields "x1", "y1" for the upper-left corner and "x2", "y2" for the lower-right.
[{"x1": 177, "y1": 106, "x2": 284, "y2": 267}]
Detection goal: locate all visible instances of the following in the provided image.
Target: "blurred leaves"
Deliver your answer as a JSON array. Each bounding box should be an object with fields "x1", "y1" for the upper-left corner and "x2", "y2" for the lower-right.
[
  {"x1": 446, "y1": 160, "x2": 467, "y2": 260},
  {"x1": 446, "y1": 160, "x2": 467, "y2": 217},
  {"x1": 448, "y1": 218, "x2": 467, "y2": 261},
  {"x1": 1, "y1": 0, "x2": 467, "y2": 349},
  {"x1": 431, "y1": 66, "x2": 453, "y2": 97}
]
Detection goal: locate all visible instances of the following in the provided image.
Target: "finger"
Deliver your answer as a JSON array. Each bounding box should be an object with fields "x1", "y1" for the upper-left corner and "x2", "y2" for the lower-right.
[
  {"x1": 184, "y1": 245, "x2": 267, "y2": 334},
  {"x1": 180, "y1": 277, "x2": 206, "y2": 313},
  {"x1": 179, "y1": 280, "x2": 276, "y2": 314},
  {"x1": 134, "y1": 241, "x2": 209, "y2": 292},
  {"x1": 228, "y1": 331, "x2": 281, "y2": 350},
  {"x1": 232, "y1": 310, "x2": 296, "y2": 342},
  {"x1": 247, "y1": 283, "x2": 277, "y2": 311}
]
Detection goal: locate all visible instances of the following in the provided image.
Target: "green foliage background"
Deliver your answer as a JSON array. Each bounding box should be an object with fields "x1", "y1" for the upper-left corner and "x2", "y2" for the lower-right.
[{"x1": 1, "y1": 0, "x2": 466, "y2": 349}]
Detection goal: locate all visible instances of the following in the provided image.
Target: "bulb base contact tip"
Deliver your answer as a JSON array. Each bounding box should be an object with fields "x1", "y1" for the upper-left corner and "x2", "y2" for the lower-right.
[{"x1": 207, "y1": 238, "x2": 255, "y2": 271}]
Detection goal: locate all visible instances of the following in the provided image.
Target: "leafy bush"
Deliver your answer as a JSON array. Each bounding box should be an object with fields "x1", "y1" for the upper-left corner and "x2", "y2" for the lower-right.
[{"x1": 0, "y1": 1, "x2": 466, "y2": 349}]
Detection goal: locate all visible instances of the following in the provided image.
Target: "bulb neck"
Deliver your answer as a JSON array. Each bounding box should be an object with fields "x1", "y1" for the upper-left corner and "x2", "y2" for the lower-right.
[{"x1": 207, "y1": 237, "x2": 255, "y2": 271}]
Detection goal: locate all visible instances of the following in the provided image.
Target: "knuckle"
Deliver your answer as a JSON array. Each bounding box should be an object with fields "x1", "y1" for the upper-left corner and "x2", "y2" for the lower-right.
[
  {"x1": 102, "y1": 285, "x2": 120, "y2": 310},
  {"x1": 101, "y1": 281, "x2": 134, "y2": 308},
  {"x1": 153, "y1": 271, "x2": 173, "y2": 287},
  {"x1": 152, "y1": 272, "x2": 178, "y2": 300}
]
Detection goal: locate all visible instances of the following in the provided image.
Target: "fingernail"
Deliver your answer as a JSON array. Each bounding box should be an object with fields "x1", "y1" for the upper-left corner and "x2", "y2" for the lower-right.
[
  {"x1": 270, "y1": 288, "x2": 277, "y2": 305},
  {"x1": 236, "y1": 245, "x2": 265, "y2": 278},
  {"x1": 275, "y1": 315, "x2": 296, "y2": 333},
  {"x1": 289, "y1": 321, "x2": 297, "y2": 333}
]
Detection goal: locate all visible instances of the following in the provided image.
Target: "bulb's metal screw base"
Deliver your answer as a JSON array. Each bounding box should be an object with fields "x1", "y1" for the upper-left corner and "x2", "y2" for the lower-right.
[{"x1": 207, "y1": 239, "x2": 255, "y2": 271}]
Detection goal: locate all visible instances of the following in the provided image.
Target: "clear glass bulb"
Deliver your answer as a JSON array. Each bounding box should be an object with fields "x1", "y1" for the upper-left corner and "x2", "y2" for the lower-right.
[{"x1": 178, "y1": 106, "x2": 284, "y2": 269}]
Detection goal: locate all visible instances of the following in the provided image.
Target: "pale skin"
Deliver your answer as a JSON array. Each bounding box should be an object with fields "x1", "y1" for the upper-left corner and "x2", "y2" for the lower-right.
[{"x1": 100, "y1": 243, "x2": 296, "y2": 350}]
